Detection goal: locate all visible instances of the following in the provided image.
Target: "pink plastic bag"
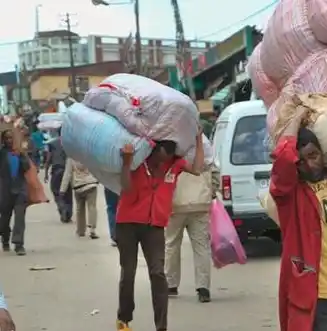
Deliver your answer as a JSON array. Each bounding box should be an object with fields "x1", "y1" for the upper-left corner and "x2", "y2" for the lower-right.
[{"x1": 210, "y1": 199, "x2": 247, "y2": 269}]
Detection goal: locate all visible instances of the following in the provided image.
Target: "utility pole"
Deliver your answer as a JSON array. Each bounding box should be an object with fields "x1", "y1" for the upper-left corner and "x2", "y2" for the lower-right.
[
  {"x1": 35, "y1": 4, "x2": 42, "y2": 36},
  {"x1": 91, "y1": 0, "x2": 142, "y2": 75},
  {"x1": 171, "y1": 0, "x2": 196, "y2": 101},
  {"x1": 134, "y1": 0, "x2": 142, "y2": 74},
  {"x1": 61, "y1": 13, "x2": 77, "y2": 99}
]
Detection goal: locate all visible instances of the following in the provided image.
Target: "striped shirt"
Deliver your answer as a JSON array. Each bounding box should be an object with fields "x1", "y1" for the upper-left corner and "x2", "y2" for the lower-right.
[{"x1": 0, "y1": 291, "x2": 7, "y2": 309}]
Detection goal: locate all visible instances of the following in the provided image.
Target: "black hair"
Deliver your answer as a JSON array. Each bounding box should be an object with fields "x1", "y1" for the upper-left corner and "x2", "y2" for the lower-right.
[
  {"x1": 297, "y1": 127, "x2": 321, "y2": 151},
  {"x1": 153, "y1": 140, "x2": 177, "y2": 156}
]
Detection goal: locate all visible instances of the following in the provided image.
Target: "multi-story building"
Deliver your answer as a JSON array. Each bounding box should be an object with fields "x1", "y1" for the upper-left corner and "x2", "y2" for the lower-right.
[
  {"x1": 18, "y1": 30, "x2": 89, "y2": 70},
  {"x1": 18, "y1": 30, "x2": 216, "y2": 71}
]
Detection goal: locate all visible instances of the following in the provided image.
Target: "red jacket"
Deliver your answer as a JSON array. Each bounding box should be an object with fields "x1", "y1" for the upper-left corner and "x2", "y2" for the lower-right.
[
  {"x1": 270, "y1": 136, "x2": 322, "y2": 331},
  {"x1": 117, "y1": 158, "x2": 186, "y2": 227}
]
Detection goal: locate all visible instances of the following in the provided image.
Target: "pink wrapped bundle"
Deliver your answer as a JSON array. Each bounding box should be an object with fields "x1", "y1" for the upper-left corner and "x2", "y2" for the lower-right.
[
  {"x1": 261, "y1": 0, "x2": 324, "y2": 89},
  {"x1": 247, "y1": 43, "x2": 280, "y2": 108},
  {"x1": 267, "y1": 50, "x2": 327, "y2": 137},
  {"x1": 308, "y1": 0, "x2": 327, "y2": 44},
  {"x1": 290, "y1": 50, "x2": 327, "y2": 92}
]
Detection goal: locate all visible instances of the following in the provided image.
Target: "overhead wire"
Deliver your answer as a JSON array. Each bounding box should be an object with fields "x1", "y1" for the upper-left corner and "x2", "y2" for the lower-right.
[{"x1": 197, "y1": 0, "x2": 279, "y2": 40}]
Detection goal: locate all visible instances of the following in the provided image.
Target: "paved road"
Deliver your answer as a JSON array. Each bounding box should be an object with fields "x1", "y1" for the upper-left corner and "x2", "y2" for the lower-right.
[{"x1": 1, "y1": 185, "x2": 281, "y2": 331}]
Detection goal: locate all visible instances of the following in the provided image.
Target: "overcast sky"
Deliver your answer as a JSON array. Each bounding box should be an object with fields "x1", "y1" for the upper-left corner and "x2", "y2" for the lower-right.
[{"x1": 0, "y1": 0, "x2": 277, "y2": 72}]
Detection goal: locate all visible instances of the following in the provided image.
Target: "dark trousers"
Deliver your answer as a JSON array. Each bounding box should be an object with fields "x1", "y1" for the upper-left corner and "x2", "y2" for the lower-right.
[
  {"x1": 116, "y1": 223, "x2": 168, "y2": 331},
  {"x1": 50, "y1": 165, "x2": 73, "y2": 221},
  {"x1": 104, "y1": 188, "x2": 119, "y2": 240},
  {"x1": 0, "y1": 193, "x2": 27, "y2": 246},
  {"x1": 314, "y1": 299, "x2": 327, "y2": 331}
]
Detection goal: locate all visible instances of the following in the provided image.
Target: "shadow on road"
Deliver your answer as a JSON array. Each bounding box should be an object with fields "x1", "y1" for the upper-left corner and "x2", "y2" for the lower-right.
[{"x1": 243, "y1": 237, "x2": 282, "y2": 259}]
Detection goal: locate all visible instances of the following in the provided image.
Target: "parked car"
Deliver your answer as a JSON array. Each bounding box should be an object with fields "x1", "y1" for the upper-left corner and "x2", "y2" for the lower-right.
[{"x1": 212, "y1": 100, "x2": 279, "y2": 242}]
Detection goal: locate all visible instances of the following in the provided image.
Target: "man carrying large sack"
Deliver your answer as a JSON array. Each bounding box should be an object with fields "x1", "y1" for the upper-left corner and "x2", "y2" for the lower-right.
[
  {"x1": 115, "y1": 130, "x2": 204, "y2": 331},
  {"x1": 270, "y1": 106, "x2": 327, "y2": 331},
  {"x1": 165, "y1": 170, "x2": 212, "y2": 302}
]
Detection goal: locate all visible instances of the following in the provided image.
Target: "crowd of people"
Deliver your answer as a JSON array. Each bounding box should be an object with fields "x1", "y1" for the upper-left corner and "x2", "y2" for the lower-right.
[{"x1": 4, "y1": 104, "x2": 327, "y2": 331}]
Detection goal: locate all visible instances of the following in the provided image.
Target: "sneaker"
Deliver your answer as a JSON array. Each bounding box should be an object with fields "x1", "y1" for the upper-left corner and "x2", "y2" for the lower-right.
[
  {"x1": 168, "y1": 287, "x2": 178, "y2": 296},
  {"x1": 116, "y1": 320, "x2": 131, "y2": 331},
  {"x1": 90, "y1": 232, "x2": 99, "y2": 240},
  {"x1": 15, "y1": 245, "x2": 26, "y2": 256},
  {"x1": 196, "y1": 288, "x2": 211, "y2": 303},
  {"x1": 2, "y1": 243, "x2": 10, "y2": 252}
]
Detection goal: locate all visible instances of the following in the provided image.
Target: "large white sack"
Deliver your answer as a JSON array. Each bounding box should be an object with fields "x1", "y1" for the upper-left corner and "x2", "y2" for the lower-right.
[
  {"x1": 83, "y1": 73, "x2": 199, "y2": 156},
  {"x1": 61, "y1": 103, "x2": 153, "y2": 174}
]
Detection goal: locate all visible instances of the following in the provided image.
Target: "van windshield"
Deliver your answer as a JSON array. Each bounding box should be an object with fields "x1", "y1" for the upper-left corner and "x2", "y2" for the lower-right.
[{"x1": 231, "y1": 115, "x2": 271, "y2": 165}]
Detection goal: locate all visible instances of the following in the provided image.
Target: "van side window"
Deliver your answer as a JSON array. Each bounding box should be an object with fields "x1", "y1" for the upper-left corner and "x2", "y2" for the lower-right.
[{"x1": 231, "y1": 115, "x2": 271, "y2": 165}]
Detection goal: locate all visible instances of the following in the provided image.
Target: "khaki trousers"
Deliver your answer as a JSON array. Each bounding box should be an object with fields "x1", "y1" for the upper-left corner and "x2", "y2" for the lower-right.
[
  {"x1": 75, "y1": 187, "x2": 97, "y2": 235},
  {"x1": 165, "y1": 212, "x2": 211, "y2": 290}
]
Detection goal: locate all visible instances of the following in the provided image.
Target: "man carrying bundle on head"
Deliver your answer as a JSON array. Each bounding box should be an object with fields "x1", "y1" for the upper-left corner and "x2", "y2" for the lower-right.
[{"x1": 270, "y1": 103, "x2": 327, "y2": 331}]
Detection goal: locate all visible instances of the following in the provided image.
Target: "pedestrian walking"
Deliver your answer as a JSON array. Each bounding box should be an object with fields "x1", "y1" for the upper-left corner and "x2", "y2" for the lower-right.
[
  {"x1": 104, "y1": 187, "x2": 119, "y2": 246},
  {"x1": 60, "y1": 158, "x2": 99, "y2": 239},
  {"x1": 270, "y1": 106, "x2": 327, "y2": 331},
  {"x1": 165, "y1": 170, "x2": 212, "y2": 302},
  {"x1": 44, "y1": 131, "x2": 73, "y2": 223},
  {"x1": 0, "y1": 288, "x2": 15, "y2": 331},
  {"x1": 115, "y1": 131, "x2": 204, "y2": 331},
  {"x1": 31, "y1": 125, "x2": 45, "y2": 170},
  {"x1": 0, "y1": 129, "x2": 30, "y2": 255}
]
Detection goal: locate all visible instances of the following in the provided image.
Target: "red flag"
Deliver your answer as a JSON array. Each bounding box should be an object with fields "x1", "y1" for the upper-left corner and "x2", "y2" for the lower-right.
[
  {"x1": 187, "y1": 59, "x2": 193, "y2": 74},
  {"x1": 198, "y1": 53, "x2": 206, "y2": 68}
]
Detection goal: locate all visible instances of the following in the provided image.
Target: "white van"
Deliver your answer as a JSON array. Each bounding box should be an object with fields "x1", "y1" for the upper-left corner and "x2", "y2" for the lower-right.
[{"x1": 212, "y1": 100, "x2": 278, "y2": 241}]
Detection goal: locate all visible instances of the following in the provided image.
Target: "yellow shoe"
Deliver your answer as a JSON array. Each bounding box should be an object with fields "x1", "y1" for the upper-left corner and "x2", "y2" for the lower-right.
[{"x1": 116, "y1": 320, "x2": 131, "y2": 331}]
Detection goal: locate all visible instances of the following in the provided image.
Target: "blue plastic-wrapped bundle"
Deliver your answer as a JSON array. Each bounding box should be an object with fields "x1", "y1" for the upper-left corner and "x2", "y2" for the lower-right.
[{"x1": 61, "y1": 103, "x2": 153, "y2": 174}]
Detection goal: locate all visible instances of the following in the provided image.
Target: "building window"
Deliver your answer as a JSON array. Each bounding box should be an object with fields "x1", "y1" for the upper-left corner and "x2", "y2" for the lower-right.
[
  {"x1": 42, "y1": 50, "x2": 50, "y2": 65},
  {"x1": 52, "y1": 49, "x2": 60, "y2": 63},
  {"x1": 51, "y1": 37, "x2": 60, "y2": 45},
  {"x1": 82, "y1": 46, "x2": 89, "y2": 62},
  {"x1": 61, "y1": 48, "x2": 70, "y2": 63},
  {"x1": 27, "y1": 53, "x2": 33, "y2": 67},
  {"x1": 35, "y1": 51, "x2": 40, "y2": 66}
]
